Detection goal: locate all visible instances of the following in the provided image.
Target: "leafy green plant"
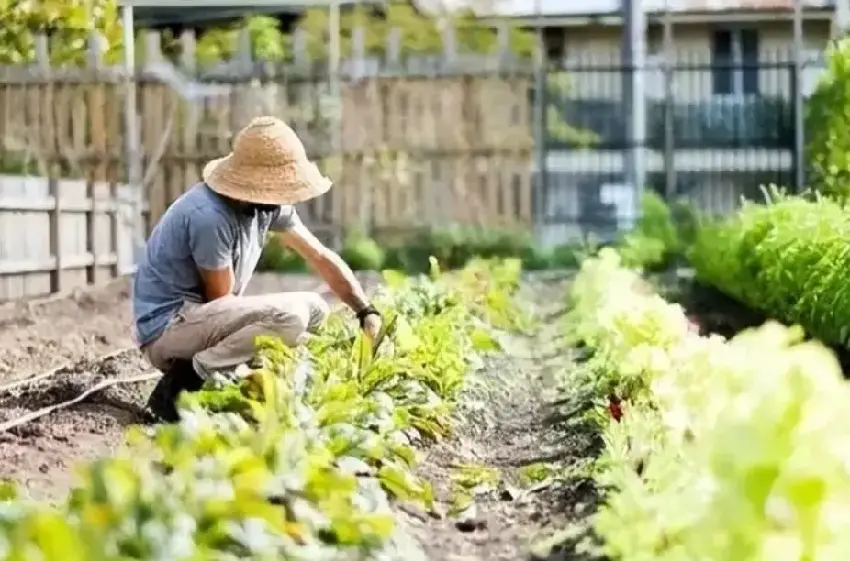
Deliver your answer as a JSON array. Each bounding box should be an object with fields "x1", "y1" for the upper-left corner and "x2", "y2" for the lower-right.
[
  {"x1": 618, "y1": 191, "x2": 695, "y2": 270},
  {"x1": 689, "y1": 188, "x2": 850, "y2": 347},
  {"x1": 566, "y1": 248, "x2": 850, "y2": 561},
  {"x1": 0, "y1": 259, "x2": 523, "y2": 560}
]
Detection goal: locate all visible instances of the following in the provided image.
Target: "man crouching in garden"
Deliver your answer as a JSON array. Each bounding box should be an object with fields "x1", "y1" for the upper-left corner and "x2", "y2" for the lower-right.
[{"x1": 132, "y1": 116, "x2": 382, "y2": 421}]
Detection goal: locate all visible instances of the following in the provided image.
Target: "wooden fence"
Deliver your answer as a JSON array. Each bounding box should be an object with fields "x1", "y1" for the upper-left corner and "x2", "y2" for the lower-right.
[
  {"x1": 0, "y1": 175, "x2": 139, "y2": 301},
  {"x1": 0, "y1": 26, "x2": 535, "y2": 300}
]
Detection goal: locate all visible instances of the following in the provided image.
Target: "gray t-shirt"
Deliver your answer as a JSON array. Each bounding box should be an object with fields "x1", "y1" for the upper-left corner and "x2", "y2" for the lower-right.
[{"x1": 131, "y1": 183, "x2": 298, "y2": 346}]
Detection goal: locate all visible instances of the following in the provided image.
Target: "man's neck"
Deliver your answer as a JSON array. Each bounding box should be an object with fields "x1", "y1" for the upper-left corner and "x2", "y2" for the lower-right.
[{"x1": 209, "y1": 186, "x2": 256, "y2": 217}]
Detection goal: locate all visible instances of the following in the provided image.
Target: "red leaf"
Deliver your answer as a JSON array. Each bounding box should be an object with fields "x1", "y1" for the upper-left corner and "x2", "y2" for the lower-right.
[{"x1": 608, "y1": 393, "x2": 623, "y2": 422}]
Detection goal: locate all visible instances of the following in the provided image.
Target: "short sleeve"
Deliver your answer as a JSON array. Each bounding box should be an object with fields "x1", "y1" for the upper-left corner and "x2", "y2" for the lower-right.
[
  {"x1": 187, "y1": 210, "x2": 235, "y2": 270},
  {"x1": 272, "y1": 205, "x2": 302, "y2": 231}
]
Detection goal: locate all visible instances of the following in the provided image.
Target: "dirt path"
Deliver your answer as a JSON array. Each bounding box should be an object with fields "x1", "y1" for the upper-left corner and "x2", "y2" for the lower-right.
[
  {"x1": 0, "y1": 272, "x2": 362, "y2": 502},
  {"x1": 397, "y1": 273, "x2": 598, "y2": 561}
]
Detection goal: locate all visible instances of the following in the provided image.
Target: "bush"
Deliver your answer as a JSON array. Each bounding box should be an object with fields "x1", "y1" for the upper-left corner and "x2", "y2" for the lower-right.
[
  {"x1": 384, "y1": 226, "x2": 586, "y2": 273},
  {"x1": 384, "y1": 226, "x2": 536, "y2": 272},
  {"x1": 339, "y1": 229, "x2": 386, "y2": 271},
  {"x1": 259, "y1": 225, "x2": 585, "y2": 274},
  {"x1": 256, "y1": 234, "x2": 307, "y2": 272},
  {"x1": 689, "y1": 190, "x2": 850, "y2": 346},
  {"x1": 617, "y1": 191, "x2": 692, "y2": 270},
  {"x1": 806, "y1": 37, "x2": 850, "y2": 202}
]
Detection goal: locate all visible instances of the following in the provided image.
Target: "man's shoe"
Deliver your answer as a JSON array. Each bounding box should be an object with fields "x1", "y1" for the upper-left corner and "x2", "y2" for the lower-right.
[
  {"x1": 192, "y1": 356, "x2": 252, "y2": 385},
  {"x1": 144, "y1": 359, "x2": 204, "y2": 423}
]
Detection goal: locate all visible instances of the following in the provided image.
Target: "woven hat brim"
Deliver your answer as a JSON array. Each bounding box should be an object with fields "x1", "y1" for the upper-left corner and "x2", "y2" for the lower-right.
[{"x1": 202, "y1": 154, "x2": 332, "y2": 206}]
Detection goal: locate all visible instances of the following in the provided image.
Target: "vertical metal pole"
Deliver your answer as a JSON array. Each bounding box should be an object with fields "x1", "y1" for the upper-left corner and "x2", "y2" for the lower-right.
[
  {"x1": 792, "y1": 0, "x2": 805, "y2": 191},
  {"x1": 622, "y1": 0, "x2": 646, "y2": 227},
  {"x1": 662, "y1": 3, "x2": 676, "y2": 200},
  {"x1": 833, "y1": 0, "x2": 849, "y2": 38},
  {"x1": 328, "y1": 0, "x2": 344, "y2": 244},
  {"x1": 121, "y1": 5, "x2": 144, "y2": 265},
  {"x1": 532, "y1": 0, "x2": 547, "y2": 243}
]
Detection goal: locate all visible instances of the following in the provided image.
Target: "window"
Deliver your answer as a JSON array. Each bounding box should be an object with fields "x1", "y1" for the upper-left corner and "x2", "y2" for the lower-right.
[
  {"x1": 711, "y1": 28, "x2": 760, "y2": 95},
  {"x1": 543, "y1": 28, "x2": 566, "y2": 62}
]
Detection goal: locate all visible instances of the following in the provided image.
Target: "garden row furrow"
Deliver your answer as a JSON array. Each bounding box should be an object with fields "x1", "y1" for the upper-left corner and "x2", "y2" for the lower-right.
[
  {"x1": 0, "y1": 259, "x2": 524, "y2": 560},
  {"x1": 563, "y1": 249, "x2": 850, "y2": 560}
]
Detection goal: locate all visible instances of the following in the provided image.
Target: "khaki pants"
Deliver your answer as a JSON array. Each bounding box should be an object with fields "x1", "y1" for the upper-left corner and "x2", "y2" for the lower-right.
[{"x1": 143, "y1": 292, "x2": 330, "y2": 377}]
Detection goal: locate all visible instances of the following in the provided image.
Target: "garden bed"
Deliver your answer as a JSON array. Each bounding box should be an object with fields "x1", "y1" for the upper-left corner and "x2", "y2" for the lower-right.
[
  {"x1": 0, "y1": 266, "x2": 600, "y2": 560},
  {"x1": 559, "y1": 249, "x2": 850, "y2": 560},
  {"x1": 0, "y1": 273, "x2": 357, "y2": 502}
]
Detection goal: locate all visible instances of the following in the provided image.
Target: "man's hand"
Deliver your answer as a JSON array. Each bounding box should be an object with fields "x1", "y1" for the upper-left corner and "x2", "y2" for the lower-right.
[{"x1": 361, "y1": 312, "x2": 382, "y2": 340}]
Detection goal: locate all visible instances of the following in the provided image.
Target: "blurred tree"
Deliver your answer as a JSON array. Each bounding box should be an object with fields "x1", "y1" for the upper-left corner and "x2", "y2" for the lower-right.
[
  {"x1": 0, "y1": 0, "x2": 535, "y2": 65},
  {"x1": 276, "y1": 1, "x2": 534, "y2": 60},
  {"x1": 0, "y1": 0, "x2": 123, "y2": 64},
  {"x1": 195, "y1": 15, "x2": 289, "y2": 64}
]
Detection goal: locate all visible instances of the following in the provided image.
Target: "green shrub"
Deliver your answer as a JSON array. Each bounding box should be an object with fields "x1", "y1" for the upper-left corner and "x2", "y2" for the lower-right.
[
  {"x1": 520, "y1": 243, "x2": 586, "y2": 271},
  {"x1": 426, "y1": 226, "x2": 536, "y2": 269},
  {"x1": 257, "y1": 234, "x2": 307, "y2": 272},
  {"x1": 260, "y1": 225, "x2": 581, "y2": 274},
  {"x1": 339, "y1": 229, "x2": 386, "y2": 271},
  {"x1": 618, "y1": 191, "x2": 685, "y2": 270},
  {"x1": 689, "y1": 191, "x2": 850, "y2": 346},
  {"x1": 519, "y1": 245, "x2": 553, "y2": 271},
  {"x1": 806, "y1": 37, "x2": 850, "y2": 202},
  {"x1": 381, "y1": 226, "x2": 534, "y2": 273}
]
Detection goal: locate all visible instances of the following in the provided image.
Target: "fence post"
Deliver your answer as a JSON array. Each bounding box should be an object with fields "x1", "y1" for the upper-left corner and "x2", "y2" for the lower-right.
[
  {"x1": 180, "y1": 30, "x2": 200, "y2": 186},
  {"x1": 233, "y1": 26, "x2": 255, "y2": 130},
  {"x1": 141, "y1": 31, "x2": 169, "y2": 230},
  {"x1": 532, "y1": 22, "x2": 547, "y2": 242},
  {"x1": 790, "y1": 60, "x2": 803, "y2": 193},
  {"x1": 792, "y1": 0, "x2": 806, "y2": 192},
  {"x1": 32, "y1": 34, "x2": 63, "y2": 293},
  {"x1": 622, "y1": 0, "x2": 646, "y2": 229},
  {"x1": 350, "y1": 26, "x2": 371, "y2": 235},
  {"x1": 351, "y1": 26, "x2": 366, "y2": 80},
  {"x1": 293, "y1": 27, "x2": 309, "y2": 70},
  {"x1": 31, "y1": 34, "x2": 50, "y2": 179},
  {"x1": 120, "y1": 4, "x2": 145, "y2": 268},
  {"x1": 385, "y1": 27, "x2": 401, "y2": 70},
  {"x1": 441, "y1": 24, "x2": 457, "y2": 67},
  {"x1": 662, "y1": 9, "x2": 676, "y2": 200},
  {"x1": 87, "y1": 33, "x2": 108, "y2": 284},
  {"x1": 496, "y1": 21, "x2": 511, "y2": 68}
]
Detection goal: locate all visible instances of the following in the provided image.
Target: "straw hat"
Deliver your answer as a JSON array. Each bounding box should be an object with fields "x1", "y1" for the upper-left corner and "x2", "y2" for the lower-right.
[{"x1": 202, "y1": 116, "x2": 332, "y2": 205}]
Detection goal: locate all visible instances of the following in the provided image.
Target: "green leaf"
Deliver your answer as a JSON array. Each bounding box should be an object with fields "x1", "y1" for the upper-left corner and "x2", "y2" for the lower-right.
[{"x1": 468, "y1": 327, "x2": 501, "y2": 352}]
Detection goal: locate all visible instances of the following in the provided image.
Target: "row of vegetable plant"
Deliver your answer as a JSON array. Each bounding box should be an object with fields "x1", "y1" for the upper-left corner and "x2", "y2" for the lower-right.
[
  {"x1": 688, "y1": 190, "x2": 850, "y2": 348},
  {"x1": 567, "y1": 248, "x2": 850, "y2": 560},
  {"x1": 0, "y1": 258, "x2": 523, "y2": 560}
]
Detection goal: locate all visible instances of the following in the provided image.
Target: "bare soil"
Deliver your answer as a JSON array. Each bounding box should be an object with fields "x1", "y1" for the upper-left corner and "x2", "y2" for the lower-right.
[{"x1": 396, "y1": 273, "x2": 601, "y2": 561}]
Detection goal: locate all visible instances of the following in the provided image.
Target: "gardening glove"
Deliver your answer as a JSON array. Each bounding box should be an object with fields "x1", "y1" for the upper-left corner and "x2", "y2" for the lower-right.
[{"x1": 356, "y1": 305, "x2": 382, "y2": 341}]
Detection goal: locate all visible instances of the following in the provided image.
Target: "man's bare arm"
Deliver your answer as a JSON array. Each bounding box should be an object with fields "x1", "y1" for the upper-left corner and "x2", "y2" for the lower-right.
[
  {"x1": 280, "y1": 223, "x2": 370, "y2": 312},
  {"x1": 198, "y1": 267, "x2": 235, "y2": 302}
]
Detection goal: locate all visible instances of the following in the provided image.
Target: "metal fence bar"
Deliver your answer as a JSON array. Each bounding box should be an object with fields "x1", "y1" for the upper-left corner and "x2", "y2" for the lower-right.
[{"x1": 538, "y1": 46, "x2": 803, "y2": 245}]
